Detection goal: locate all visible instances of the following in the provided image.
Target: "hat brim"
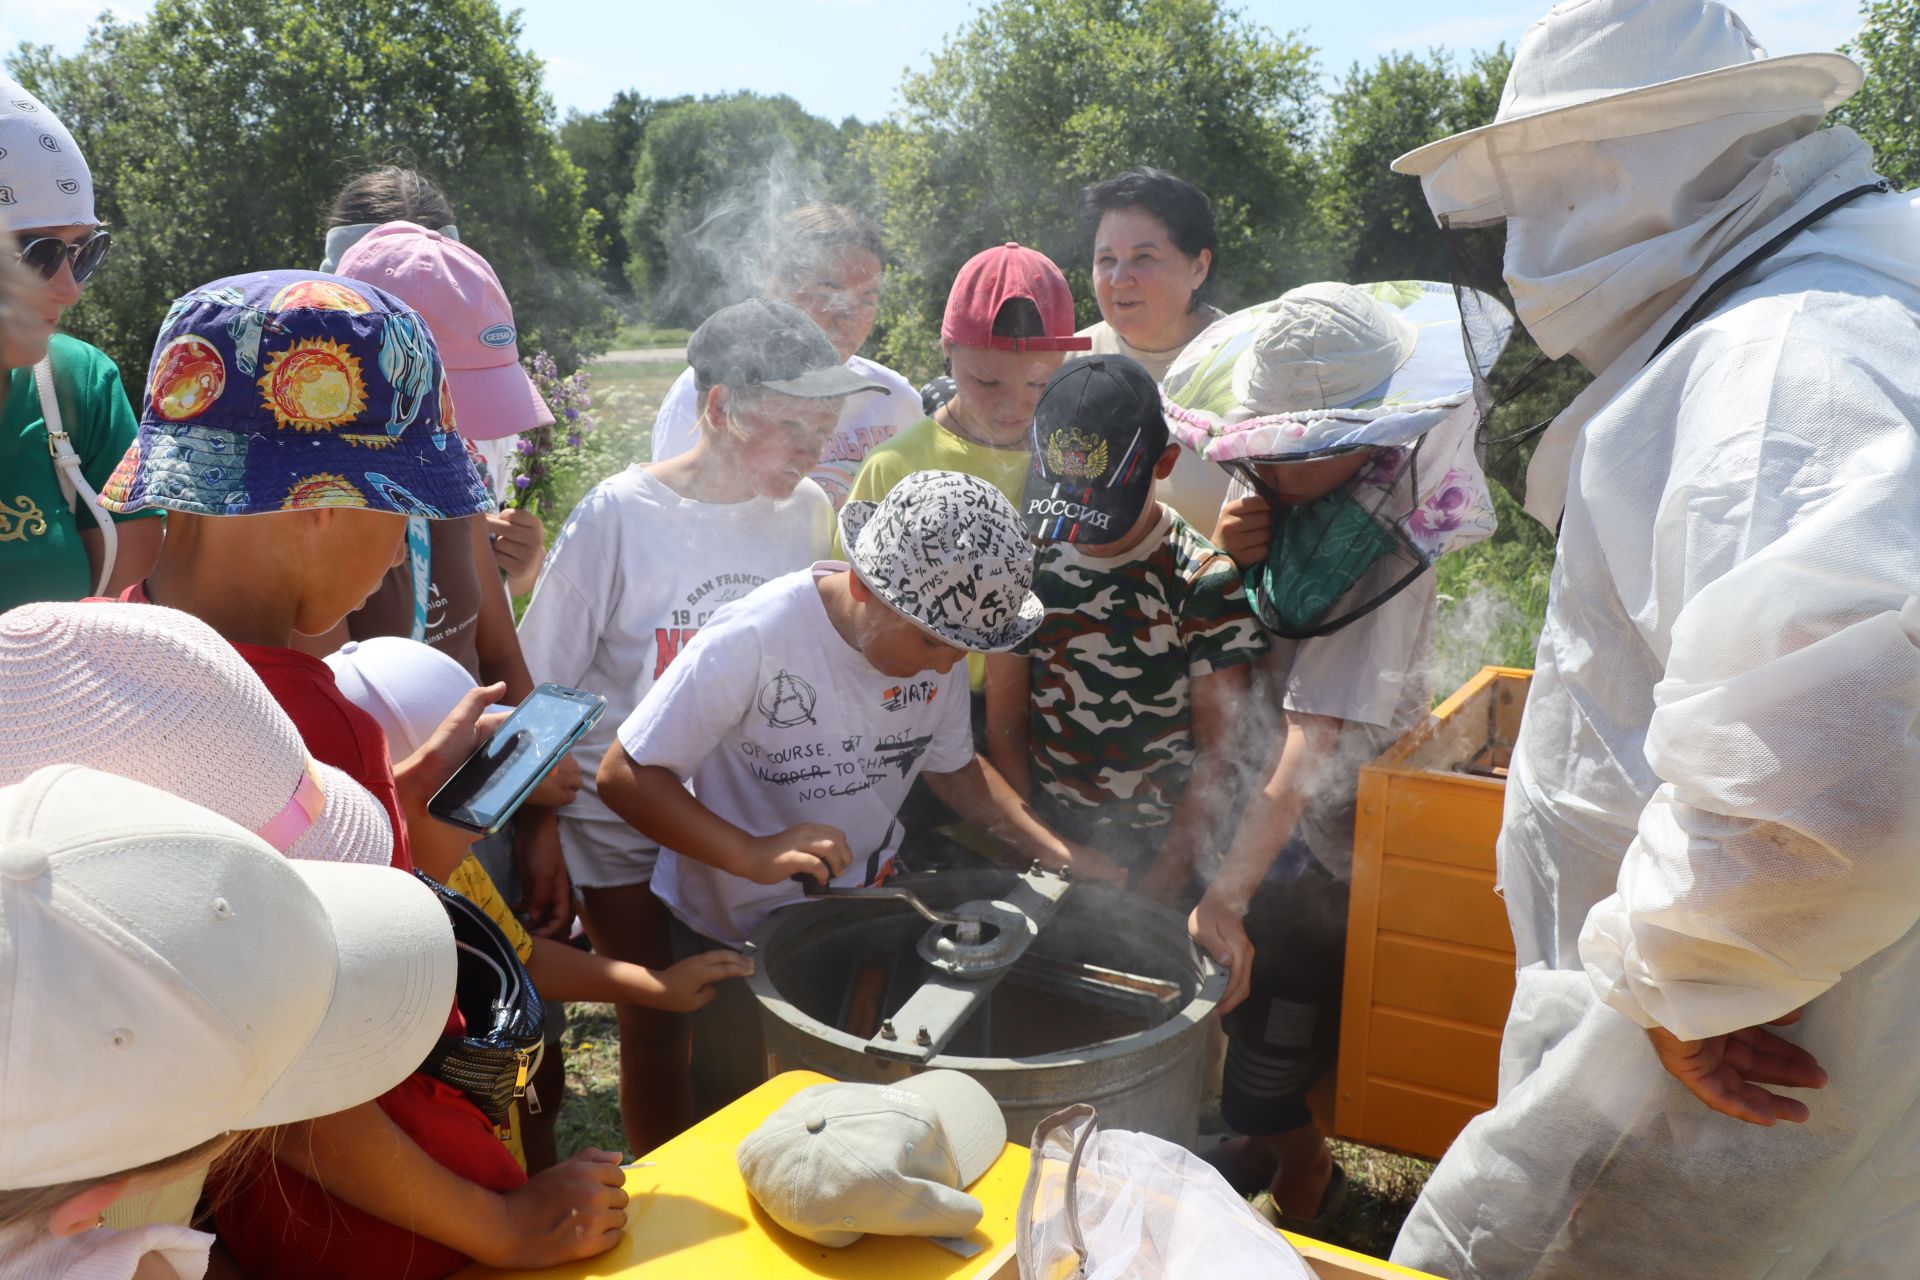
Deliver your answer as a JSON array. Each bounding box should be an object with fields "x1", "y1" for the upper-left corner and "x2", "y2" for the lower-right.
[
  {"x1": 839, "y1": 500, "x2": 1045, "y2": 653},
  {"x1": 241, "y1": 861, "x2": 455, "y2": 1128},
  {"x1": 445, "y1": 360, "x2": 553, "y2": 442},
  {"x1": 1391, "y1": 54, "x2": 1861, "y2": 183},
  {"x1": 285, "y1": 761, "x2": 395, "y2": 867},
  {"x1": 101, "y1": 419, "x2": 495, "y2": 520},
  {"x1": 896, "y1": 1071, "x2": 1006, "y2": 1187},
  {"x1": 1164, "y1": 282, "x2": 1510, "y2": 464},
  {"x1": 759, "y1": 365, "x2": 894, "y2": 400}
]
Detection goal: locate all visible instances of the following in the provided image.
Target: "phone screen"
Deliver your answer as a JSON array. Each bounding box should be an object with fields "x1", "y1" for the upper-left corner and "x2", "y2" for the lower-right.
[{"x1": 429, "y1": 685, "x2": 605, "y2": 834}]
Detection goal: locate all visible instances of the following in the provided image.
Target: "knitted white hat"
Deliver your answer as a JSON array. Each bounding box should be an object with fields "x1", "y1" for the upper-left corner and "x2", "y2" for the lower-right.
[
  {"x1": 837, "y1": 470, "x2": 1044, "y2": 653},
  {"x1": 0, "y1": 602, "x2": 392, "y2": 865},
  {"x1": 0, "y1": 72, "x2": 97, "y2": 232},
  {"x1": 325, "y1": 636, "x2": 480, "y2": 761},
  {"x1": 0, "y1": 765, "x2": 455, "y2": 1187}
]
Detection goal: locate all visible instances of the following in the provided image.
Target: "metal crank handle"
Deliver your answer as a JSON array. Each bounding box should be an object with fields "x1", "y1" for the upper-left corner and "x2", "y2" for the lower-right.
[{"x1": 791, "y1": 875, "x2": 974, "y2": 932}]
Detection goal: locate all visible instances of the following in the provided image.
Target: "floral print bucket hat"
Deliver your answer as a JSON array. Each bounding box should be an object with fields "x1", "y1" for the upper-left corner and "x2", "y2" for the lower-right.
[
  {"x1": 101, "y1": 269, "x2": 492, "y2": 520},
  {"x1": 1161, "y1": 281, "x2": 1513, "y2": 638}
]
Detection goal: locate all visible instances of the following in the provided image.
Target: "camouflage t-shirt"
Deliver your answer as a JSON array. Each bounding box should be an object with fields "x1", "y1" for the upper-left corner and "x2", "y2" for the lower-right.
[{"x1": 1021, "y1": 505, "x2": 1267, "y2": 847}]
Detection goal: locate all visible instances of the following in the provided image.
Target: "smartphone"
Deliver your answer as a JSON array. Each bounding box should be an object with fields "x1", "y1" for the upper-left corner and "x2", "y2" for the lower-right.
[{"x1": 427, "y1": 683, "x2": 606, "y2": 836}]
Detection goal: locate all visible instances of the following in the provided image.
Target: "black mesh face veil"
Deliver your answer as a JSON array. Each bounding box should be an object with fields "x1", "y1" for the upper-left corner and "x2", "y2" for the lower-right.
[{"x1": 1440, "y1": 218, "x2": 1589, "y2": 513}]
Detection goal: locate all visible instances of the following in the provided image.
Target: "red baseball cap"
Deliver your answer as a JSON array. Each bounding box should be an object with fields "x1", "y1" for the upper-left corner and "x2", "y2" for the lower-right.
[
  {"x1": 337, "y1": 223, "x2": 554, "y2": 441},
  {"x1": 941, "y1": 243, "x2": 1092, "y2": 353}
]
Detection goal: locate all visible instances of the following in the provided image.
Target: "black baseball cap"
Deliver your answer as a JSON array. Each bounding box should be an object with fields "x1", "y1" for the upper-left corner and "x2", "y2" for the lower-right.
[
  {"x1": 1022, "y1": 356, "x2": 1169, "y2": 543},
  {"x1": 687, "y1": 297, "x2": 891, "y2": 400}
]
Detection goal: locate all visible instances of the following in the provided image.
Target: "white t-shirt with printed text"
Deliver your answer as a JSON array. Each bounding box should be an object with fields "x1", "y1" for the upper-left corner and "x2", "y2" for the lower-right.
[
  {"x1": 649, "y1": 356, "x2": 921, "y2": 508},
  {"x1": 517, "y1": 468, "x2": 834, "y2": 886},
  {"x1": 620, "y1": 565, "x2": 974, "y2": 944}
]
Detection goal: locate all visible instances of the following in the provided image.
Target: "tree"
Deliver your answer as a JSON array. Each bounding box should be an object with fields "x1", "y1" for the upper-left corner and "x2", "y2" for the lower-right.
[
  {"x1": 618, "y1": 92, "x2": 864, "y2": 327},
  {"x1": 857, "y1": 0, "x2": 1327, "y2": 379},
  {"x1": 8, "y1": 0, "x2": 610, "y2": 386},
  {"x1": 1316, "y1": 48, "x2": 1509, "y2": 283},
  {"x1": 1835, "y1": 0, "x2": 1920, "y2": 190},
  {"x1": 560, "y1": 91, "x2": 691, "y2": 297}
]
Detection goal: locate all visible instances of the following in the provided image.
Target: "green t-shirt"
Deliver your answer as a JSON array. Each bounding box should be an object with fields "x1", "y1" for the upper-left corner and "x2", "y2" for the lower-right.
[
  {"x1": 1, "y1": 335, "x2": 156, "y2": 610},
  {"x1": 842, "y1": 416, "x2": 1033, "y2": 690},
  {"x1": 1019, "y1": 506, "x2": 1267, "y2": 853}
]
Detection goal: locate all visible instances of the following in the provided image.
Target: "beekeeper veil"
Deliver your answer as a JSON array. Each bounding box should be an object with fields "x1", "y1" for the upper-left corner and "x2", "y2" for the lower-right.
[
  {"x1": 1163, "y1": 280, "x2": 1510, "y2": 639},
  {"x1": 1392, "y1": 0, "x2": 1876, "y2": 526}
]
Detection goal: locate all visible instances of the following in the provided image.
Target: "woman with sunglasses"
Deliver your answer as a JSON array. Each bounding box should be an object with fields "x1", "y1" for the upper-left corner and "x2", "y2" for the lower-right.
[{"x1": 1, "y1": 74, "x2": 161, "y2": 611}]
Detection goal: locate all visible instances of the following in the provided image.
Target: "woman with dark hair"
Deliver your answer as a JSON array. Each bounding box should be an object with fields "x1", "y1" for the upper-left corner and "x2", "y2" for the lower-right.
[{"x1": 1077, "y1": 167, "x2": 1231, "y2": 527}]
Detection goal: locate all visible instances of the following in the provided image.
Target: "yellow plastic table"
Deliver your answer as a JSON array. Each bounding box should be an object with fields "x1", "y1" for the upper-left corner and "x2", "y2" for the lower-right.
[
  {"x1": 459, "y1": 1069, "x2": 1443, "y2": 1280},
  {"x1": 458, "y1": 1071, "x2": 1026, "y2": 1280}
]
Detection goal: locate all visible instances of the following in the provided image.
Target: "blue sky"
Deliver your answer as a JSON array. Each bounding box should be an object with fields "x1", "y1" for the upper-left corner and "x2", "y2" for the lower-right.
[{"x1": 1, "y1": 0, "x2": 1861, "y2": 123}]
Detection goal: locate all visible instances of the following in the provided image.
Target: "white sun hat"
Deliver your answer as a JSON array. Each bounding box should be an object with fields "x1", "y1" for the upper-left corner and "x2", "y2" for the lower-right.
[
  {"x1": 0, "y1": 602, "x2": 392, "y2": 865},
  {"x1": 738, "y1": 1071, "x2": 1008, "y2": 1248},
  {"x1": 1390, "y1": 0, "x2": 1862, "y2": 224},
  {"x1": 0, "y1": 72, "x2": 97, "y2": 232},
  {"x1": 1162, "y1": 280, "x2": 1509, "y2": 462},
  {"x1": 0, "y1": 765, "x2": 455, "y2": 1188},
  {"x1": 838, "y1": 470, "x2": 1044, "y2": 653}
]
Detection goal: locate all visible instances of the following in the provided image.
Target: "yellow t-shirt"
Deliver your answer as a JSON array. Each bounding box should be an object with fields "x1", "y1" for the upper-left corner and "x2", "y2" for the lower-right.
[
  {"x1": 841, "y1": 417, "x2": 1032, "y2": 691},
  {"x1": 444, "y1": 854, "x2": 536, "y2": 1169}
]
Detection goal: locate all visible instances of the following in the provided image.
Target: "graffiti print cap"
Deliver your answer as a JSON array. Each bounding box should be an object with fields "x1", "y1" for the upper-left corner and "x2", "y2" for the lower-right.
[
  {"x1": 336, "y1": 223, "x2": 552, "y2": 442},
  {"x1": 99, "y1": 269, "x2": 493, "y2": 520},
  {"x1": 838, "y1": 470, "x2": 1043, "y2": 653},
  {"x1": 1022, "y1": 356, "x2": 1169, "y2": 544}
]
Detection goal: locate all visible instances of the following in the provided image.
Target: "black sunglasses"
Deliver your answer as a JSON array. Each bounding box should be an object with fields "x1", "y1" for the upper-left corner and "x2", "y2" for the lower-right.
[{"x1": 14, "y1": 229, "x2": 112, "y2": 285}]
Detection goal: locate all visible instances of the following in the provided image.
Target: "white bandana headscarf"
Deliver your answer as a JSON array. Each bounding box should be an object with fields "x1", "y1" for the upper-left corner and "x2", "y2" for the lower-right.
[{"x1": 0, "y1": 73, "x2": 96, "y2": 233}]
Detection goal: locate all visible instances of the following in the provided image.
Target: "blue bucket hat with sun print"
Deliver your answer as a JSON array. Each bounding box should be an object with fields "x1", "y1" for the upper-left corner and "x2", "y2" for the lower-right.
[{"x1": 101, "y1": 269, "x2": 493, "y2": 520}]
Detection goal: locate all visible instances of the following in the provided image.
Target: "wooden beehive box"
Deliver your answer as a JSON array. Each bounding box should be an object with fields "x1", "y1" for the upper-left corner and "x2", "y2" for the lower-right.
[{"x1": 1333, "y1": 666, "x2": 1529, "y2": 1161}]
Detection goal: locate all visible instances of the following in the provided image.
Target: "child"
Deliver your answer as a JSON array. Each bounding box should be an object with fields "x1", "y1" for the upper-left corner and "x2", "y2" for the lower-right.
[
  {"x1": 984, "y1": 355, "x2": 1266, "y2": 903},
  {"x1": 0, "y1": 763, "x2": 464, "y2": 1280},
  {"x1": 846, "y1": 241, "x2": 1090, "y2": 512},
  {"x1": 845, "y1": 241, "x2": 1090, "y2": 690},
  {"x1": 598, "y1": 469, "x2": 1127, "y2": 1114},
  {"x1": 518, "y1": 295, "x2": 884, "y2": 1152},
  {"x1": 97, "y1": 271, "x2": 626, "y2": 1279},
  {"x1": 317, "y1": 165, "x2": 547, "y2": 595},
  {"x1": 329, "y1": 221, "x2": 575, "y2": 1163},
  {"x1": 1160, "y1": 281, "x2": 1507, "y2": 1228},
  {"x1": 650, "y1": 203, "x2": 920, "y2": 508}
]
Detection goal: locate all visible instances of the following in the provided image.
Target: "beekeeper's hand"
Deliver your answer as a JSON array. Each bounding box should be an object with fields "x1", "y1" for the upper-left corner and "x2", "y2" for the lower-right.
[
  {"x1": 1057, "y1": 838, "x2": 1130, "y2": 886},
  {"x1": 746, "y1": 822, "x2": 852, "y2": 885},
  {"x1": 1645, "y1": 1008, "x2": 1828, "y2": 1126},
  {"x1": 1190, "y1": 890, "x2": 1255, "y2": 1014},
  {"x1": 1212, "y1": 496, "x2": 1272, "y2": 570}
]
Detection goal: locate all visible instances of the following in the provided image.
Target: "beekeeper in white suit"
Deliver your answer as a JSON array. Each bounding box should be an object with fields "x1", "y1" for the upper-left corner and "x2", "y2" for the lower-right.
[{"x1": 1387, "y1": 1, "x2": 1920, "y2": 1276}]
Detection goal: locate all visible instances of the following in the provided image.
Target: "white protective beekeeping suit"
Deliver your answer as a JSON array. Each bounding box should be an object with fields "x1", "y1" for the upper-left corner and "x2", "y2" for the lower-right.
[{"x1": 1386, "y1": 2, "x2": 1920, "y2": 1277}]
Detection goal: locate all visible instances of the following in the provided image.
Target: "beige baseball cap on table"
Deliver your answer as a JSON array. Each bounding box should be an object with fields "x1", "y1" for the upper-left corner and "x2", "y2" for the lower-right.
[
  {"x1": 738, "y1": 1071, "x2": 1008, "y2": 1248},
  {"x1": 0, "y1": 766, "x2": 455, "y2": 1188}
]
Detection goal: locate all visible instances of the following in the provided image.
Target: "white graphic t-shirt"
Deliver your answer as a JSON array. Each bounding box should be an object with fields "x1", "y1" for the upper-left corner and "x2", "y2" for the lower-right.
[
  {"x1": 620, "y1": 565, "x2": 974, "y2": 944},
  {"x1": 517, "y1": 468, "x2": 834, "y2": 886},
  {"x1": 649, "y1": 355, "x2": 921, "y2": 508}
]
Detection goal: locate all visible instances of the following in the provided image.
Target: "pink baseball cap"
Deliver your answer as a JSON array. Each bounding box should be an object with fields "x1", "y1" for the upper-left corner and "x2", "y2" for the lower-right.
[
  {"x1": 337, "y1": 222, "x2": 554, "y2": 441},
  {"x1": 941, "y1": 242, "x2": 1091, "y2": 353}
]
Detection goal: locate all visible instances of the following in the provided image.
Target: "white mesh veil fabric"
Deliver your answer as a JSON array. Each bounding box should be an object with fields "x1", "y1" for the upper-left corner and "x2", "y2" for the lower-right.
[{"x1": 1016, "y1": 1105, "x2": 1312, "y2": 1280}]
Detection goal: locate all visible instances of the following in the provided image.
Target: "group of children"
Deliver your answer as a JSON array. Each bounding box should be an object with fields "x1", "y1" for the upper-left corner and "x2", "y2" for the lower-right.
[{"x1": 2, "y1": 64, "x2": 1508, "y2": 1280}]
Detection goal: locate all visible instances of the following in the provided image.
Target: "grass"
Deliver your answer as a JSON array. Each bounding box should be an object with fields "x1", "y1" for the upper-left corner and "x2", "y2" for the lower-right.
[{"x1": 610, "y1": 322, "x2": 693, "y2": 350}]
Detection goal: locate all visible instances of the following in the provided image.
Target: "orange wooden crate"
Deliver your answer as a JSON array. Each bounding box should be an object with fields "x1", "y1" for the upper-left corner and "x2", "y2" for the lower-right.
[{"x1": 1333, "y1": 667, "x2": 1529, "y2": 1161}]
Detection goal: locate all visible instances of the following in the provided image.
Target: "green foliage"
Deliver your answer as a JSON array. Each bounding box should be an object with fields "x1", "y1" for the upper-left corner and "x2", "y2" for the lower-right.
[
  {"x1": 7, "y1": 0, "x2": 610, "y2": 388},
  {"x1": 857, "y1": 0, "x2": 1327, "y2": 379},
  {"x1": 1835, "y1": 0, "x2": 1920, "y2": 190},
  {"x1": 560, "y1": 91, "x2": 693, "y2": 296},
  {"x1": 618, "y1": 93, "x2": 867, "y2": 327},
  {"x1": 1316, "y1": 47, "x2": 1510, "y2": 283}
]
